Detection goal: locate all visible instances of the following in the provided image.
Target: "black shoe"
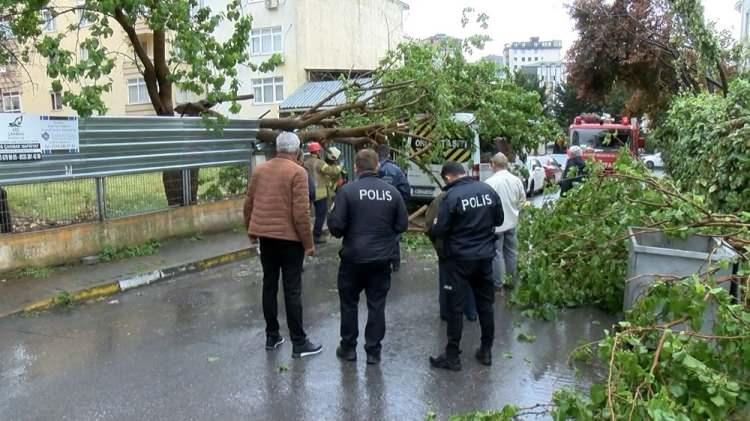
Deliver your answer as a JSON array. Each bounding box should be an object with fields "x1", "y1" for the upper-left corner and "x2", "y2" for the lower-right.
[
  {"x1": 429, "y1": 354, "x2": 461, "y2": 371},
  {"x1": 336, "y1": 346, "x2": 357, "y2": 362},
  {"x1": 475, "y1": 347, "x2": 492, "y2": 366},
  {"x1": 265, "y1": 335, "x2": 285, "y2": 350},
  {"x1": 392, "y1": 263, "x2": 400, "y2": 273},
  {"x1": 466, "y1": 314, "x2": 478, "y2": 322},
  {"x1": 314, "y1": 237, "x2": 327, "y2": 245},
  {"x1": 292, "y1": 340, "x2": 323, "y2": 359},
  {"x1": 366, "y1": 353, "x2": 381, "y2": 365}
]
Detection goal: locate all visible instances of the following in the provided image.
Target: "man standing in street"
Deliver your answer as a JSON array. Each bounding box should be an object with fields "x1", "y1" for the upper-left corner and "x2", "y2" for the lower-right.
[
  {"x1": 244, "y1": 132, "x2": 323, "y2": 359},
  {"x1": 328, "y1": 149, "x2": 409, "y2": 365},
  {"x1": 484, "y1": 152, "x2": 526, "y2": 290},
  {"x1": 428, "y1": 161, "x2": 503, "y2": 371},
  {"x1": 376, "y1": 144, "x2": 410, "y2": 272},
  {"x1": 304, "y1": 141, "x2": 342, "y2": 244},
  {"x1": 560, "y1": 145, "x2": 586, "y2": 195}
]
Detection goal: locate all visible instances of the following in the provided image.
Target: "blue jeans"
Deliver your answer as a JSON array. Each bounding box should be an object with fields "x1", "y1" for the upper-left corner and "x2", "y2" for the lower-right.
[
  {"x1": 439, "y1": 259, "x2": 477, "y2": 320},
  {"x1": 313, "y1": 198, "x2": 328, "y2": 239},
  {"x1": 492, "y1": 229, "x2": 518, "y2": 288}
]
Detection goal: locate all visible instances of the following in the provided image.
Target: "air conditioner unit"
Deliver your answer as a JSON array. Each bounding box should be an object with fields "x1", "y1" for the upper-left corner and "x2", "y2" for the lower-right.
[{"x1": 265, "y1": 0, "x2": 279, "y2": 9}]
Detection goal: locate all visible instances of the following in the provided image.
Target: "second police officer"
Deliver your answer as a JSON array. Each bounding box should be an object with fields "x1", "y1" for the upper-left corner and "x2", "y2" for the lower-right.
[
  {"x1": 428, "y1": 161, "x2": 504, "y2": 371},
  {"x1": 328, "y1": 149, "x2": 409, "y2": 365}
]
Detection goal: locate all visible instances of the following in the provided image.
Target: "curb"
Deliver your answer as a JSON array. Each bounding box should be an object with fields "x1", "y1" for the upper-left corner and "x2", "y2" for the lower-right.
[{"x1": 3, "y1": 247, "x2": 255, "y2": 318}]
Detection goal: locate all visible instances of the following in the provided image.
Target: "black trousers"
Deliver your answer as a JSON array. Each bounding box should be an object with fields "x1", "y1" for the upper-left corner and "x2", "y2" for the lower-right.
[
  {"x1": 443, "y1": 258, "x2": 495, "y2": 358},
  {"x1": 259, "y1": 238, "x2": 307, "y2": 346},
  {"x1": 338, "y1": 260, "x2": 392, "y2": 356},
  {"x1": 438, "y1": 259, "x2": 478, "y2": 319}
]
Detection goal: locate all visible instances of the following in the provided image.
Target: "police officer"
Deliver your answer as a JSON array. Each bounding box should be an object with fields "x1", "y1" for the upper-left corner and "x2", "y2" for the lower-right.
[
  {"x1": 328, "y1": 148, "x2": 409, "y2": 365},
  {"x1": 428, "y1": 161, "x2": 503, "y2": 371}
]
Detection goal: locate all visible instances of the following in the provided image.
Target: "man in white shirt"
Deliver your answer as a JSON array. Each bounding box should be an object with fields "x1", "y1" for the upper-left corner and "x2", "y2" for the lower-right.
[{"x1": 483, "y1": 152, "x2": 526, "y2": 289}]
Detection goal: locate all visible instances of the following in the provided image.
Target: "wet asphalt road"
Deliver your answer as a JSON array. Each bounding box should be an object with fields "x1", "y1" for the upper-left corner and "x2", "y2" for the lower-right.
[{"x1": 0, "y1": 246, "x2": 616, "y2": 420}]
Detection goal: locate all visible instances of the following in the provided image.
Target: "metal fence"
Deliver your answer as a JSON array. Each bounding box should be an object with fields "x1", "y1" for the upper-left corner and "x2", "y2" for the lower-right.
[{"x1": 0, "y1": 116, "x2": 258, "y2": 234}]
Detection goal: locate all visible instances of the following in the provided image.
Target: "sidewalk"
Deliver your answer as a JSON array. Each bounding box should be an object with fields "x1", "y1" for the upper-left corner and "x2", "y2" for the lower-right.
[{"x1": 0, "y1": 230, "x2": 255, "y2": 318}]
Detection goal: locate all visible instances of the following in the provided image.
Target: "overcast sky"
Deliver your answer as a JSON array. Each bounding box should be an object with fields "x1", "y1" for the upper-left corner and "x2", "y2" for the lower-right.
[{"x1": 403, "y1": 0, "x2": 740, "y2": 59}]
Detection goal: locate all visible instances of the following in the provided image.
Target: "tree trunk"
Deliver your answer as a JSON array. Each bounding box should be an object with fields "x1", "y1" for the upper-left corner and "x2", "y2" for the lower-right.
[{"x1": 155, "y1": 109, "x2": 200, "y2": 207}]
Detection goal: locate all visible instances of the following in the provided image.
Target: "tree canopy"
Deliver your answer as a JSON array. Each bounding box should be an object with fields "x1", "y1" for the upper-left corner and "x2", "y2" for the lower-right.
[
  {"x1": 2, "y1": 0, "x2": 281, "y2": 117},
  {"x1": 567, "y1": 0, "x2": 734, "y2": 116},
  {"x1": 256, "y1": 37, "x2": 556, "y2": 163}
]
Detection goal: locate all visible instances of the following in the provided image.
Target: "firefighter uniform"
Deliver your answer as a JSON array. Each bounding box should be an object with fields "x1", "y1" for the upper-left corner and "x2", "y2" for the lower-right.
[
  {"x1": 328, "y1": 171, "x2": 409, "y2": 361},
  {"x1": 428, "y1": 176, "x2": 503, "y2": 368}
]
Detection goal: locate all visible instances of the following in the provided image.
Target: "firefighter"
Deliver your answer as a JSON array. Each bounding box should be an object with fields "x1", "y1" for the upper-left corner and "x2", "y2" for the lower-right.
[
  {"x1": 328, "y1": 149, "x2": 409, "y2": 365},
  {"x1": 304, "y1": 142, "x2": 342, "y2": 244},
  {"x1": 427, "y1": 161, "x2": 503, "y2": 371}
]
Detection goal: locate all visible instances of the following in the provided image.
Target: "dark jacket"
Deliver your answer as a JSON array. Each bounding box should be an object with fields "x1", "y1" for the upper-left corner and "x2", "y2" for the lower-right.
[
  {"x1": 328, "y1": 172, "x2": 409, "y2": 263},
  {"x1": 561, "y1": 156, "x2": 587, "y2": 194},
  {"x1": 378, "y1": 159, "x2": 411, "y2": 201},
  {"x1": 563, "y1": 156, "x2": 586, "y2": 179},
  {"x1": 428, "y1": 177, "x2": 503, "y2": 260}
]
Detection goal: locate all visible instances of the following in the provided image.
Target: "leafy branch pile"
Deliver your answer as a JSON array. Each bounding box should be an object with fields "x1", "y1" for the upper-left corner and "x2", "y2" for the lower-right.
[
  {"x1": 512, "y1": 152, "x2": 750, "y2": 320},
  {"x1": 551, "y1": 274, "x2": 750, "y2": 420}
]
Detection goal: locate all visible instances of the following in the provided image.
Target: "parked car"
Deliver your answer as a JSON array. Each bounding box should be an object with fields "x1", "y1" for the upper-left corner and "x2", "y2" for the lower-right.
[
  {"x1": 641, "y1": 152, "x2": 663, "y2": 170},
  {"x1": 525, "y1": 158, "x2": 547, "y2": 196},
  {"x1": 536, "y1": 156, "x2": 563, "y2": 183}
]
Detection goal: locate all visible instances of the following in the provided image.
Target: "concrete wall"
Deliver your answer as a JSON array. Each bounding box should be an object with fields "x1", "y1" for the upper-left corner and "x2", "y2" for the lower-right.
[{"x1": 0, "y1": 199, "x2": 244, "y2": 272}]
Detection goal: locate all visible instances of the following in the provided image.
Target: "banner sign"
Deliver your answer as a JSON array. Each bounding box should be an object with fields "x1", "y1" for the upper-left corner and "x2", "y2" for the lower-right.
[
  {"x1": 40, "y1": 115, "x2": 79, "y2": 152},
  {"x1": 0, "y1": 114, "x2": 80, "y2": 161},
  {"x1": 0, "y1": 113, "x2": 42, "y2": 162}
]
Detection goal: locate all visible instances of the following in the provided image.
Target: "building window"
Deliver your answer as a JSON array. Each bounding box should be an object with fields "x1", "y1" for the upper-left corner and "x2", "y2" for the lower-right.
[
  {"x1": 77, "y1": 0, "x2": 91, "y2": 26},
  {"x1": 42, "y1": 10, "x2": 56, "y2": 32},
  {"x1": 0, "y1": 19, "x2": 13, "y2": 39},
  {"x1": 250, "y1": 26, "x2": 283, "y2": 56},
  {"x1": 1, "y1": 91, "x2": 22, "y2": 112},
  {"x1": 50, "y1": 91, "x2": 63, "y2": 110},
  {"x1": 252, "y1": 77, "x2": 284, "y2": 104},
  {"x1": 79, "y1": 46, "x2": 89, "y2": 61},
  {"x1": 127, "y1": 78, "x2": 149, "y2": 104}
]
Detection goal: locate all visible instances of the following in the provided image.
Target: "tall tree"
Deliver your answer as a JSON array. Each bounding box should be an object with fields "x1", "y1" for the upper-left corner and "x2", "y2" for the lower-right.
[
  {"x1": 511, "y1": 70, "x2": 548, "y2": 111},
  {"x1": 3, "y1": 0, "x2": 280, "y2": 205},
  {"x1": 567, "y1": 0, "x2": 732, "y2": 116}
]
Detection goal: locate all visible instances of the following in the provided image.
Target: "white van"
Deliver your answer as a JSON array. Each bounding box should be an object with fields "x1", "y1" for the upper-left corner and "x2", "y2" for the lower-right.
[{"x1": 406, "y1": 113, "x2": 484, "y2": 202}]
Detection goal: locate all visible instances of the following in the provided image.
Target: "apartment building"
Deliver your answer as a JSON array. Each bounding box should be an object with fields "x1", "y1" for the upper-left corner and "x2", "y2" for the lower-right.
[
  {"x1": 497, "y1": 36, "x2": 567, "y2": 93},
  {"x1": 0, "y1": 0, "x2": 406, "y2": 118},
  {"x1": 211, "y1": 0, "x2": 407, "y2": 119}
]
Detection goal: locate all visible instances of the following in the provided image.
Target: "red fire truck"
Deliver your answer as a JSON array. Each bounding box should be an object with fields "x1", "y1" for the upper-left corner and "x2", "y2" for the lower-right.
[{"x1": 568, "y1": 114, "x2": 644, "y2": 169}]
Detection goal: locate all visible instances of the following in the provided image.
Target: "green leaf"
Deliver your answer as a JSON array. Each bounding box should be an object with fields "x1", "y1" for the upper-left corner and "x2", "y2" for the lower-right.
[{"x1": 516, "y1": 332, "x2": 537, "y2": 343}]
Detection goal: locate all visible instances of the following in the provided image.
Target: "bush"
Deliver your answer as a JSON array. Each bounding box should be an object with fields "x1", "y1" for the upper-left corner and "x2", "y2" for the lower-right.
[{"x1": 653, "y1": 78, "x2": 750, "y2": 213}]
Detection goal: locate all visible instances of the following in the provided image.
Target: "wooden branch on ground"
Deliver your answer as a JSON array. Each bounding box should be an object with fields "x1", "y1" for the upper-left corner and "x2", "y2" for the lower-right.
[{"x1": 408, "y1": 205, "x2": 428, "y2": 222}]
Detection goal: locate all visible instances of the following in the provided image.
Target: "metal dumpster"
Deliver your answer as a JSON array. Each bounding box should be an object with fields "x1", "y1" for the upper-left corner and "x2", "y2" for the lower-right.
[{"x1": 625, "y1": 228, "x2": 739, "y2": 331}]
